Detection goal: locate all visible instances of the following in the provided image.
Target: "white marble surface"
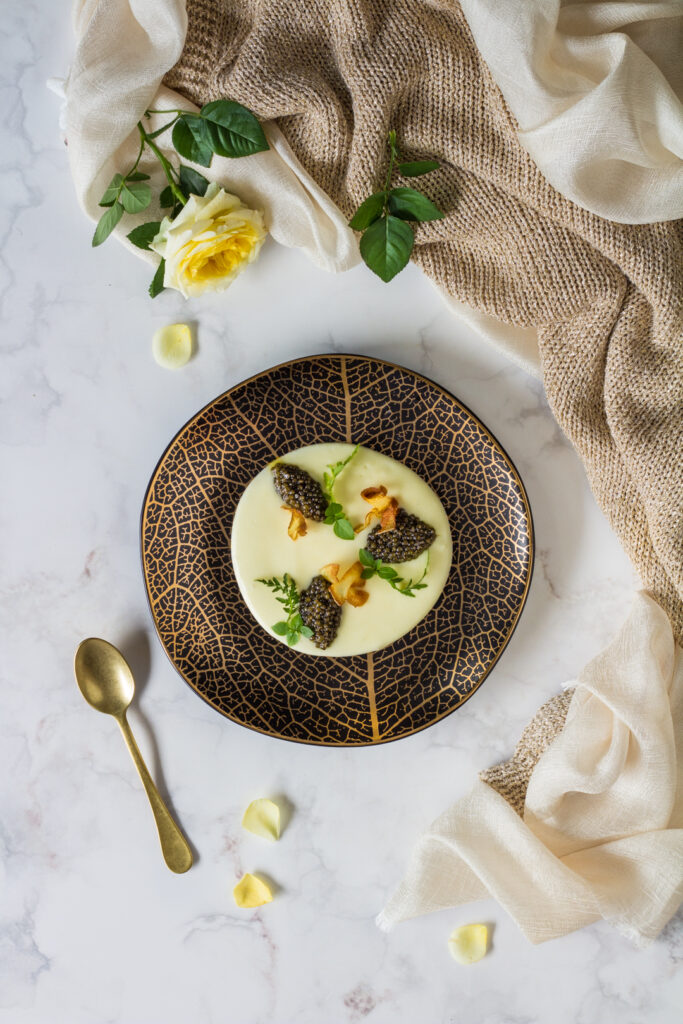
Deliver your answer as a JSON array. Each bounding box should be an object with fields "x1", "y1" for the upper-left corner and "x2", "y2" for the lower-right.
[{"x1": 1, "y1": 5, "x2": 682, "y2": 1023}]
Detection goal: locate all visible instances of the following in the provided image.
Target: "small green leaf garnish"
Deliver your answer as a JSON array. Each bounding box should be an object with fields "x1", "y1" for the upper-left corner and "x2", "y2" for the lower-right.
[
  {"x1": 257, "y1": 574, "x2": 310, "y2": 647},
  {"x1": 358, "y1": 548, "x2": 430, "y2": 597},
  {"x1": 322, "y1": 444, "x2": 360, "y2": 540}
]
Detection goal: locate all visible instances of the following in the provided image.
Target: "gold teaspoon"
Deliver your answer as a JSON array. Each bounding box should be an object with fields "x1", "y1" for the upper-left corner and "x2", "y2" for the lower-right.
[{"x1": 74, "y1": 637, "x2": 193, "y2": 874}]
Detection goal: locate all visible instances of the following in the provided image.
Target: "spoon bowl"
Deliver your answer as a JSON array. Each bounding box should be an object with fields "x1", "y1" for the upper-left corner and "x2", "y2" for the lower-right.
[{"x1": 75, "y1": 637, "x2": 135, "y2": 716}]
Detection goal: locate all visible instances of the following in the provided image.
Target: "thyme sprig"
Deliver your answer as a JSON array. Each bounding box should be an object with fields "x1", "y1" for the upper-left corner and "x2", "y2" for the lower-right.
[
  {"x1": 256, "y1": 574, "x2": 313, "y2": 647},
  {"x1": 358, "y1": 547, "x2": 430, "y2": 598}
]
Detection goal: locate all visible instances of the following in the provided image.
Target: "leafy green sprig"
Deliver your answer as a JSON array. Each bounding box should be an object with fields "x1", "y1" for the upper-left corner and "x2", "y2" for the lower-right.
[
  {"x1": 92, "y1": 100, "x2": 269, "y2": 297},
  {"x1": 358, "y1": 547, "x2": 430, "y2": 598},
  {"x1": 256, "y1": 574, "x2": 313, "y2": 647},
  {"x1": 322, "y1": 444, "x2": 360, "y2": 540},
  {"x1": 349, "y1": 130, "x2": 443, "y2": 282}
]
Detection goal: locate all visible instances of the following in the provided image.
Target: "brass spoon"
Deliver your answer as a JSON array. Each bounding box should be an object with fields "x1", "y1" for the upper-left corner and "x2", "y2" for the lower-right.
[{"x1": 74, "y1": 637, "x2": 193, "y2": 874}]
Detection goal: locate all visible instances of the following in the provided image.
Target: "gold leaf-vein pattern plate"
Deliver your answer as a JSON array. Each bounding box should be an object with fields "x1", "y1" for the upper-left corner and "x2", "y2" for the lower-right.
[{"x1": 141, "y1": 355, "x2": 533, "y2": 746}]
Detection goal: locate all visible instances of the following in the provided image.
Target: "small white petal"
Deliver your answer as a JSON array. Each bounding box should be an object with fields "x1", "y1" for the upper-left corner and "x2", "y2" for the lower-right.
[{"x1": 152, "y1": 323, "x2": 193, "y2": 369}]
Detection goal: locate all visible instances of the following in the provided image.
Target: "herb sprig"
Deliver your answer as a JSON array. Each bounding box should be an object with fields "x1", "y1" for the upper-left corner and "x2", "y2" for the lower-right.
[
  {"x1": 358, "y1": 548, "x2": 430, "y2": 598},
  {"x1": 322, "y1": 444, "x2": 360, "y2": 540},
  {"x1": 256, "y1": 574, "x2": 313, "y2": 647},
  {"x1": 92, "y1": 100, "x2": 269, "y2": 297},
  {"x1": 349, "y1": 130, "x2": 443, "y2": 283}
]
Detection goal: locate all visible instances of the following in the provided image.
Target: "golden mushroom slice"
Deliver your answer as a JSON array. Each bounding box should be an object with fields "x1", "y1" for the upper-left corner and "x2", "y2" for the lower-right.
[
  {"x1": 242, "y1": 798, "x2": 281, "y2": 841},
  {"x1": 152, "y1": 323, "x2": 193, "y2": 369},
  {"x1": 233, "y1": 873, "x2": 273, "y2": 909},
  {"x1": 448, "y1": 924, "x2": 489, "y2": 965}
]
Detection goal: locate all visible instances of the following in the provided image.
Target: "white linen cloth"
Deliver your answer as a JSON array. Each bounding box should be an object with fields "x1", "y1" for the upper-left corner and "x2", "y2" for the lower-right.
[
  {"x1": 378, "y1": 593, "x2": 683, "y2": 946},
  {"x1": 65, "y1": 0, "x2": 360, "y2": 272},
  {"x1": 459, "y1": 0, "x2": 683, "y2": 224}
]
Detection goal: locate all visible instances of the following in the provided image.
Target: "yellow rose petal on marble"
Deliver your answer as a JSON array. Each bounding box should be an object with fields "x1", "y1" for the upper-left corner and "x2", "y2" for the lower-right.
[
  {"x1": 242, "y1": 798, "x2": 281, "y2": 841},
  {"x1": 448, "y1": 924, "x2": 489, "y2": 965},
  {"x1": 233, "y1": 873, "x2": 273, "y2": 909},
  {"x1": 152, "y1": 323, "x2": 192, "y2": 369}
]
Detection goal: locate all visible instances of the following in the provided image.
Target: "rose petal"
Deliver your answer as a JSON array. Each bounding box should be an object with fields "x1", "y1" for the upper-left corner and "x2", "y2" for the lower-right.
[
  {"x1": 242, "y1": 798, "x2": 281, "y2": 841},
  {"x1": 152, "y1": 323, "x2": 193, "y2": 369},
  {"x1": 448, "y1": 924, "x2": 489, "y2": 965},
  {"x1": 233, "y1": 873, "x2": 273, "y2": 908}
]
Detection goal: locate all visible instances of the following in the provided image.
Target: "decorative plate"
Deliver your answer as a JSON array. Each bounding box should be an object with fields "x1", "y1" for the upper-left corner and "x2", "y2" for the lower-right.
[{"x1": 141, "y1": 355, "x2": 533, "y2": 746}]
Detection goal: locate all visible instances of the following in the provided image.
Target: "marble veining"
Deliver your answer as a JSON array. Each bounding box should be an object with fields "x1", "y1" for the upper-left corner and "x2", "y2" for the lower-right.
[{"x1": 0, "y1": 2, "x2": 681, "y2": 1022}]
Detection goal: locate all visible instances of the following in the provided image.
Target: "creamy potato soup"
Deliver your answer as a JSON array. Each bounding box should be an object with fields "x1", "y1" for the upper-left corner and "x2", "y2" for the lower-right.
[{"x1": 231, "y1": 443, "x2": 452, "y2": 657}]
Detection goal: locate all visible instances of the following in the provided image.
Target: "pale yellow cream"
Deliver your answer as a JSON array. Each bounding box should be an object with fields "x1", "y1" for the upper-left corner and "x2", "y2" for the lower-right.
[{"x1": 231, "y1": 443, "x2": 452, "y2": 657}]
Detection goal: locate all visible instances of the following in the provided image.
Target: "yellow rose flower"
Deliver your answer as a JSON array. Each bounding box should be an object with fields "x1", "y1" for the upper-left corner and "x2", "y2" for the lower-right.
[{"x1": 150, "y1": 183, "x2": 266, "y2": 298}]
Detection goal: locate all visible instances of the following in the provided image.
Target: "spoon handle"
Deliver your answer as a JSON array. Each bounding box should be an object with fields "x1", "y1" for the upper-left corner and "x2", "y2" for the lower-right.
[{"x1": 116, "y1": 713, "x2": 193, "y2": 874}]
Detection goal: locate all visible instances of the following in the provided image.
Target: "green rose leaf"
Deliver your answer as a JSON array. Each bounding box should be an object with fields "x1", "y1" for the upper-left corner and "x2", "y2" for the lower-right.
[
  {"x1": 92, "y1": 201, "x2": 124, "y2": 247},
  {"x1": 126, "y1": 171, "x2": 151, "y2": 182},
  {"x1": 348, "y1": 191, "x2": 386, "y2": 231},
  {"x1": 149, "y1": 258, "x2": 166, "y2": 298},
  {"x1": 397, "y1": 160, "x2": 440, "y2": 177},
  {"x1": 172, "y1": 116, "x2": 213, "y2": 167},
  {"x1": 159, "y1": 185, "x2": 175, "y2": 208},
  {"x1": 359, "y1": 215, "x2": 413, "y2": 282},
  {"x1": 120, "y1": 180, "x2": 152, "y2": 215},
  {"x1": 200, "y1": 100, "x2": 269, "y2": 158},
  {"x1": 178, "y1": 165, "x2": 210, "y2": 198},
  {"x1": 98, "y1": 174, "x2": 124, "y2": 207},
  {"x1": 333, "y1": 518, "x2": 356, "y2": 540},
  {"x1": 272, "y1": 622, "x2": 289, "y2": 636},
  {"x1": 126, "y1": 221, "x2": 161, "y2": 251},
  {"x1": 387, "y1": 187, "x2": 443, "y2": 223}
]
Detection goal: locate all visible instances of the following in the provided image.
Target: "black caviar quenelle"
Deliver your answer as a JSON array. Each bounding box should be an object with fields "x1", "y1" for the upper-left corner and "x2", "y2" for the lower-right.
[
  {"x1": 366, "y1": 507, "x2": 436, "y2": 563},
  {"x1": 299, "y1": 575, "x2": 342, "y2": 649},
  {"x1": 271, "y1": 463, "x2": 327, "y2": 521}
]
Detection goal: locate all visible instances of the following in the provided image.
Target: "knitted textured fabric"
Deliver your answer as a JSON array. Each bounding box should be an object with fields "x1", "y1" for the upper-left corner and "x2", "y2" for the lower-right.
[{"x1": 165, "y1": 0, "x2": 683, "y2": 654}]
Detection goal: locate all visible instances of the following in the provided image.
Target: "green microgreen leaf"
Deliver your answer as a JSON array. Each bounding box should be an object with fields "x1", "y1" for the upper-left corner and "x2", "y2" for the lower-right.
[
  {"x1": 361, "y1": 568, "x2": 374, "y2": 579},
  {"x1": 358, "y1": 548, "x2": 376, "y2": 568},
  {"x1": 98, "y1": 174, "x2": 124, "y2": 207},
  {"x1": 172, "y1": 115, "x2": 213, "y2": 167},
  {"x1": 178, "y1": 165, "x2": 210, "y2": 197},
  {"x1": 333, "y1": 518, "x2": 356, "y2": 541},
  {"x1": 120, "y1": 180, "x2": 152, "y2": 215},
  {"x1": 92, "y1": 201, "x2": 124, "y2": 246},
  {"x1": 397, "y1": 160, "x2": 440, "y2": 177},
  {"x1": 387, "y1": 187, "x2": 443, "y2": 223},
  {"x1": 126, "y1": 221, "x2": 161, "y2": 251},
  {"x1": 348, "y1": 191, "x2": 386, "y2": 231},
  {"x1": 300, "y1": 625, "x2": 314, "y2": 639},
  {"x1": 272, "y1": 622, "x2": 289, "y2": 636},
  {"x1": 149, "y1": 258, "x2": 166, "y2": 298},
  {"x1": 359, "y1": 214, "x2": 413, "y2": 282},
  {"x1": 200, "y1": 100, "x2": 269, "y2": 158}
]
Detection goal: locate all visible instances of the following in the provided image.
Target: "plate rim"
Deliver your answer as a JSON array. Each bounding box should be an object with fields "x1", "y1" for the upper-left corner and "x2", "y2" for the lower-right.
[{"x1": 140, "y1": 352, "x2": 535, "y2": 746}]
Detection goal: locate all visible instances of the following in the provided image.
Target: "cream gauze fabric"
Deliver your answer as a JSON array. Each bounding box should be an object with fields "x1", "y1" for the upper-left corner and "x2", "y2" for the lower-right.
[{"x1": 378, "y1": 593, "x2": 683, "y2": 946}]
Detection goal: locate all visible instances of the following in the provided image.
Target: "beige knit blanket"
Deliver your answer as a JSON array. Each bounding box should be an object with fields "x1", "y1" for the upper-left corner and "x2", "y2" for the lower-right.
[{"x1": 166, "y1": 0, "x2": 683, "y2": 649}]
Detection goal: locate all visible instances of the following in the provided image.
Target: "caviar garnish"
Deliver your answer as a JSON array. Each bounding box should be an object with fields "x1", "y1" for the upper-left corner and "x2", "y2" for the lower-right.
[
  {"x1": 365, "y1": 507, "x2": 435, "y2": 563},
  {"x1": 299, "y1": 575, "x2": 343, "y2": 649},
  {"x1": 271, "y1": 464, "x2": 327, "y2": 521}
]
